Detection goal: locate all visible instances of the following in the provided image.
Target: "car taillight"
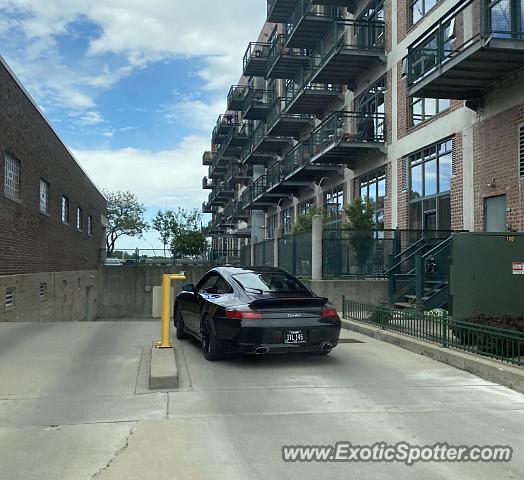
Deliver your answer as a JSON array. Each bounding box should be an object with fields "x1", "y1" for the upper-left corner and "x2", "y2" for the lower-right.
[
  {"x1": 226, "y1": 307, "x2": 262, "y2": 320},
  {"x1": 321, "y1": 307, "x2": 338, "y2": 318}
]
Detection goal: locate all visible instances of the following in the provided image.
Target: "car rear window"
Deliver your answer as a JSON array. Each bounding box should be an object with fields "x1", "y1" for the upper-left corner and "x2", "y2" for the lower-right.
[{"x1": 232, "y1": 272, "x2": 309, "y2": 294}]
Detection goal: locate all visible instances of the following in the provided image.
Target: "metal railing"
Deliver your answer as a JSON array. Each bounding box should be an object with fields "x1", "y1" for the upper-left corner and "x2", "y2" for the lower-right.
[
  {"x1": 342, "y1": 298, "x2": 524, "y2": 366},
  {"x1": 243, "y1": 89, "x2": 277, "y2": 114},
  {"x1": 309, "y1": 110, "x2": 386, "y2": 156},
  {"x1": 243, "y1": 42, "x2": 272, "y2": 72},
  {"x1": 239, "y1": 186, "x2": 253, "y2": 209},
  {"x1": 278, "y1": 231, "x2": 312, "y2": 277},
  {"x1": 211, "y1": 113, "x2": 239, "y2": 144},
  {"x1": 310, "y1": 18, "x2": 385, "y2": 70},
  {"x1": 266, "y1": 97, "x2": 314, "y2": 133},
  {"x1": 227, "y1": 85, "x2": 249, "y2": 108},
  {"x1": 254, "y1": 239, "x2": 275, "y2": 266},
  {"x1": 285, "y1": 67, "x2": 343, "y2": 109},
  {"x1": 268, "y1": 33, "x2": 310, "y2": 73},
  {"x1": 287, "y1": 0, "x2": 342, "y2": 40},
  {"x1": 407, "y1": 0, "x2": 524, "y2": 87}
]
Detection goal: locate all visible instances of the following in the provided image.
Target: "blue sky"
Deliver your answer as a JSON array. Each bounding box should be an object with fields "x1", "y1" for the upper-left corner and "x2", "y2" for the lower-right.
[{"x1": 0, "y1": 0, "x2": 266, "y2": 249}]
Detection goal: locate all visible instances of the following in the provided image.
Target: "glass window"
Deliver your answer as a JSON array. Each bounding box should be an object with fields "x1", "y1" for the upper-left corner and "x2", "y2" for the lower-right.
[
  {"x1": 324, "y1": 185, "x2": 344, "y2": 222},
  {"x1": 232, "y1": 272, "x2": 309, "y2": 294},
  {"x1": 39, "y1": 179, "x2": 50, "y2": 214},
  {"x1": 411, "y1": 0, "x2": 439, "y2": 25},
  {"x1": 424, "y1": 159, "x2": 437, "y2": 196},
  {"x1": 61, "y1": 196, "x2": 70, "y2": 224},
  {"x1": 197, "y1": 274, "x2": 219, "y2": 293},
  {"x1": 359, "y1": 168, "x2": 386, "y2": 229},
  {"x1": 76, "y1": 207, "x2": 83, "y2": 230},
  {"x1": 410, "y1": 164, "x2": 423, "y2": 200},
  {"x1": 87, "y1": 216, "x2": 93, "y2": 236},
  {"x1": 4, "y1": 154, "x2": 21, "y2": 201},
  {"x1": 410, "y1": 98, "x2": 450, "y2": 126},
  {"x1": 281, "y1": 207, "x2": 294, "y2": 235},
  {"x1": 298, "y1": 198, "x2": 315, "y2": 215},
  {"x1": 266, "y1": 215, "x2": 277, "y2": 239}
]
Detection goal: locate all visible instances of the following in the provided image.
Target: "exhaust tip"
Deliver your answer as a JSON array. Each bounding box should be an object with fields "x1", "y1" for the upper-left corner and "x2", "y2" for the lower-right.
[
  {"x1": 320, "y1": 341, "x2": 333, "y2": 352},
  {"x1": 254, "y1": 345, "x2": 269, "y2": 355}
]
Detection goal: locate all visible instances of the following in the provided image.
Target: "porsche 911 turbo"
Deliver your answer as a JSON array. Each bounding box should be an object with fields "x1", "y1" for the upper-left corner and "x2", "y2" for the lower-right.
[{"x1": 174, "y1": 266, "x2": 341, "y2": 360}]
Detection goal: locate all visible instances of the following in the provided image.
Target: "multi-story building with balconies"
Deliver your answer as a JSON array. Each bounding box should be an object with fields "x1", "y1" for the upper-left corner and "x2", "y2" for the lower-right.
[{"x1": 202, "y1": 0, "x2": 524, "y2": 276}]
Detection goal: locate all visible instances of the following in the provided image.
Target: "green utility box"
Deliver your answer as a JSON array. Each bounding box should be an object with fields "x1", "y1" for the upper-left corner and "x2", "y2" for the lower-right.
[{"x1": 449, "y1": 233, "x2": 524, "y2": 317}]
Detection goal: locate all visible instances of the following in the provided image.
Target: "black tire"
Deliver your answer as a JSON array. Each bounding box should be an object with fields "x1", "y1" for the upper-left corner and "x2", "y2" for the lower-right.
[
  {"x1": 200, "y1": 316, "x2": 222, "y2": 361},
  {"x1": 175, "y1": 305, "x2": 188, "y2": 340}
]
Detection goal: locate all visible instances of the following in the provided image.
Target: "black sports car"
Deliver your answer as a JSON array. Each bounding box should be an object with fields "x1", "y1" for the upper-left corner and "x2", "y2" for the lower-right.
[{"x1": 174, "y1": 266, "x2": 341, "y2": 360}]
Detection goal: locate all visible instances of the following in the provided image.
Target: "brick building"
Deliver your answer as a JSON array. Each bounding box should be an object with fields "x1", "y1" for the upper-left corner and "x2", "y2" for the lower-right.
[
  {"x1": 203, "y1": 0, "x2": 524, "y2": 266},
  {"x1": 0, "y1": 55, "x2": 107, "y2": 321}
]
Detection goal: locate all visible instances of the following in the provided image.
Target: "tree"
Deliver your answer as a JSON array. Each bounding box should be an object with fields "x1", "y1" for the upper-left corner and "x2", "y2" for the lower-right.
[
  {"x1": 345, "y1": 196, "x2": 376, "y2": 273},
  {"x1": 105, "y1": 191, "x2": 148, "y2": 257},
  {"x1": 169, "y1": 208, "x2": 209, "y2": 259},
  {"x1": 152, "y1": 210, "x2": 178, "y2": 257},
  {"x1": 294, "y1": 206, "x2": 325, "y2": 233}
]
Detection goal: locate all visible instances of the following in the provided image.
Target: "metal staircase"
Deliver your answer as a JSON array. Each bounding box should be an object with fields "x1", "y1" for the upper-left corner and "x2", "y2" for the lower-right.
[{"x1": 387, "y1": 235, "x2": 453, "y2": 310}]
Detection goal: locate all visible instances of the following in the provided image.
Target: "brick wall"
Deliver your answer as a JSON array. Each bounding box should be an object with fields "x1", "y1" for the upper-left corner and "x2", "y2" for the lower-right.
[
  {"x1": 473, "y1": 103, "x2": 524, "y2": 231},
  {"x1": 451, "y1": 132, "x2": 464, "y2": 230},
  {"x1": 396, "y1": 157, "x2": 409, "y2": 229},
  {"x1": 0, "y1": 61, "x2": 107, "y2": 276}
]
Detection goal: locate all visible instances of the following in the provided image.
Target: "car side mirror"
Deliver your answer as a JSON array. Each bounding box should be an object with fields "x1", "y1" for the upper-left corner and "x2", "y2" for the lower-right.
[{"x1": 182, "y1": 283, "x2": 195, "y2": 292}]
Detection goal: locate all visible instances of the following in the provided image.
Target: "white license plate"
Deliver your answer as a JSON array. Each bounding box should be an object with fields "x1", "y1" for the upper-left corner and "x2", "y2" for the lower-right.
[{"x1": 285, "y1": 330, "x2": 306, "y2": 344}]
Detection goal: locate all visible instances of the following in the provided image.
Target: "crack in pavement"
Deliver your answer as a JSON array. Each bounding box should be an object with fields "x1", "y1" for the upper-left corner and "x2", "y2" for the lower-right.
[{"x1": 90, "y1": 424, "x2": 136, "y2": 479}]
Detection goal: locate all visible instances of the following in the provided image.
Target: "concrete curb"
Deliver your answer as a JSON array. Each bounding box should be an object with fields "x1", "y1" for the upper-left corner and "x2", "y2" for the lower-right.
[
  {"x1": 341, "y1": 318, "x2": 524, "y2": 395},
  {"x1": 149, "y1": 345, "x2": 179, "y2": 390}
]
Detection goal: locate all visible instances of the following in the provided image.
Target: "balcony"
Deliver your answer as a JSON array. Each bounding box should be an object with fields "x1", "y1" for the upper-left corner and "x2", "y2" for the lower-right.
[
  {"x1": 266, "y1": 97, "x2": 314, "y2": 137},
  {"x1": 215, "y1": 121, "x2": 254, "y2": 162},
  {"x1": 225, "y1": 161, "x2": 252, "y2": 184},
  {"x1": 211, "y1": 114, "x2": 239, "y2": 145},
  {"x1": 208, "y1": 161, "x2": 226, "y2": 179},
  {"x1": 224, "y1": 202, "x2": 250, "y2": 222},
  {"x1": 285, "y1": 68, "x2": 343, "y2": 114},
  {"x1": 407, "y1": 0, "x2": 524, "y2": 100},
  {"x1": 202, "y1": 176, "x2": 213, "y2": 189},
  {"x1": 308, "y1": 111, "x2": 385, "y2": 168},
  {"x1": 208, "y1": 181, "x2": 236, "y2": 207},
  {"x1": 309, "y1": 19, "x2": 385, "y2": 87},
  {"x1": 202, "y1": 201, "x2": 215, "y2": 214},
  {"x1": 267, "y1": 34, "x2": 311, "y2": 79},
  {"x1": 241, "y1": 121, "x2": 293, "y2": 165},
  {"x1": 202, "y1": 150, "x2": 214, "y2": 166},
  {"x1": 286, "y1": 0, "x2": 344, "y2": 49},
  {"x1": 243, "y1": 42, "x2": 272, "y2": 77},
  {"x1": 267, "y1": 0, "x2": 295, "y2": 23},
  {"x1": 242, "y1": 89, "x2": 276, "y2": 120},
  {"x1": 265, "y1": 159, "x2": 312, "y2": 196},
  {"x1": 227, "y1": 85, "x2": 249, "y2": 111}
]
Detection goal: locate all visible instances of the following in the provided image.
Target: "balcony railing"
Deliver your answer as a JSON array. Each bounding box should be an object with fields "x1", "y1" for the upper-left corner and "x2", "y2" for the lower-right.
[
  {"x1": 227, "y1": 85, "x2": 249, "y2": 111},
  {"x1": 284, "y1": 67, "x2": 343, "y2": 114},
  {"x1": 202, "y1": 176, "x2": 213, "y2": 189},
  {"x1": 202, "y1": 150, "x2": 214, "y2": 166},
  {"x1": 407, "y1": 0, "x2": 524, "y2": 99},
  {"x1": 243, "y1": 42, "x2": 272, "y2": 77},
  {"x1": 239, "y1": 186, "x2": 253, "y2": 210},
  {"x1": 215, "y1": 121, "x2": 254, "y2": 163},
  {"x1": 309, "y1": 19, "x2": 385, "y2": 86},
  {"x1": 286, "y1": 0, "x2": 344, "y2": 48},
  {"x1": 267, "y1": 34, "x2": 311, "y2": 79},
  {"x1": 211, "y1": 113, "x2": 239, "y2": 145},
  {"x1": 267, "y1": 0, "x2": 296, "y2": 22},
  {"x1": 266, "y1": 97, "x2": 314, "y2": 136},
  {"x1": 242, "y1": 89, "x2": 277, "y2": 120}
]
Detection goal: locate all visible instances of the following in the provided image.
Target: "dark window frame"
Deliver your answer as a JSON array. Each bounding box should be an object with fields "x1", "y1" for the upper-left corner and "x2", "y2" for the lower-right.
[
  {"x1": 61, "y1": 196, "x2": 70, "y2": 224},
  {"x1": 358, "y1": 166, "x2": 387, "y2": 228},
  {"x1": 410, "y1": 97, "x2": 451, "y2": 127},
  {"x1": 39, "y1": 179, "x2": 50, "y2": 215}
]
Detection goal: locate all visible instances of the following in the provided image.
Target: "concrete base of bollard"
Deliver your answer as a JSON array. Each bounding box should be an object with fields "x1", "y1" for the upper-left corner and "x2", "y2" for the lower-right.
[{"x1": 149, "y1": 345, "x2": 179, "y2": 390}]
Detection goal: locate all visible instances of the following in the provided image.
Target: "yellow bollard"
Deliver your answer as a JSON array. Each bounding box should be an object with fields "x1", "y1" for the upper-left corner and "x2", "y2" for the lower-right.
[{"x1": 158, "y1": 273, "x2": 187, "y2": 348}]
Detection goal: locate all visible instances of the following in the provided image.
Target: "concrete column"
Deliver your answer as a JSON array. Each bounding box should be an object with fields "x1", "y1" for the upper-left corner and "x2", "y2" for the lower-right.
[
  {"x1": 273, "y1": 227, "x2": 282, "y2": 268},
  {"x1": 311, "y1": 215, "x2": 323, "y2": 280},
  {"x1": 250, "y1": 242, "x2": 255, "y2": 267}
]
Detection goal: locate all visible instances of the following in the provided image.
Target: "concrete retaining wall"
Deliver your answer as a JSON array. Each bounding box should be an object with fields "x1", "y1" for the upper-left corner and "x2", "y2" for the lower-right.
[
  {"x1": 97, "y1": 264, "x2": 211, "y2": 319},
  {"x1": 0, "y1": 270, "x2": 99, "y2": 322},
  {"x1": 303, "y1": 279, "x2": 389, "y2": 311}
]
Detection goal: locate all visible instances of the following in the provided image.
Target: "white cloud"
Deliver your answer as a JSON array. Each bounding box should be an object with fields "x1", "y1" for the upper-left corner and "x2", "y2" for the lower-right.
[
  {"x1": 71, "y1": 135, "x2": 209, "y2": 210},
  {"x1": 78, "y1": 110, "x2": 104, "y2": 126},
  {"x1": 163, "y1": 95, "x2": 226, "y2": 133}
]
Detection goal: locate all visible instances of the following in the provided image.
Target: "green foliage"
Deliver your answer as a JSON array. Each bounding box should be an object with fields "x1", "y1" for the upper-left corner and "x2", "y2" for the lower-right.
[
  {"x1": 152, "y1": 210, "x2": 178, "y2": 254},
  {"x1": 293, "y1": 206, "x2": 325, "y2": 233},
  {"x1": 168, "y1": 208, "x2": 209, "y2": 259},
  {"x1": 344, "y1": 197, "x2": 376, "y2": 270},
  {"x1": 105, "y1": 190, "x2": 148, "y2": 256}
]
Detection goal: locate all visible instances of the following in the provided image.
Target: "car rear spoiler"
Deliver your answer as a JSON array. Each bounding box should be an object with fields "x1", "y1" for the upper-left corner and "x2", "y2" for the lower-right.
[{"x1": 249, "y1": 297, "x2": 329, "y2": 309}]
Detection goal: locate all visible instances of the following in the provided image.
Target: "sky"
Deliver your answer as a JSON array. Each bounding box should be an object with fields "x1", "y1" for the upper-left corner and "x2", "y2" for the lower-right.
[{"x1": 0, "y1": 0, "x2": 266, "y2": 250}]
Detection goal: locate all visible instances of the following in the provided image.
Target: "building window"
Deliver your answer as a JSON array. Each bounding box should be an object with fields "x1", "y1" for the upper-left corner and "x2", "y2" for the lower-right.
[
  {"x1": 410, "y1": 98, "x2": 450, "y2": 126},
  {"x1": 298, "y1": 198, "x2": 316, "y2": 215},
  {"x1": 61, "y1": 196, "x2": 70, "y2": 224},
  {"x1": 359, "y1": 167, "x2": 386, "y2": 229},
  {"x1": 519, "y1": 124, "x2": 524, "y2": 179},
  {"x1": 357, "y1": 77, "x2": 386, "y2": 140},
  {"x1": 411, "y1": 0, "x2": 438, "y2": 25},
  {"x1": 39, "y1": 283, "x2": 47, "y2": 302},
  {"x1": 408, "y1": 138, "x2": 453, "y2": 230},
  {"x1": 324, "y1": 185, "x2": 344, "y2": 223},
  {"x1": 4, "y1": 154, "x2": 21, "y2": 201},
  {"x1": 266, "y1": 214, "x2": 277, "y2": 239},
  {"x1": 280, "y1": 207, "x2": 294, "y2": 235},
  {"x1": 356, "y1": 0, "x2": 385, "y2": 47},
  {"x1": 39, "y1": 179, "x2": 50, "y2": 214},
  {"x1": 5, "y1": 287, "x2": 15, "y2": 311},
  {"x1": 88, "y1": 215, "x2": 93, "y2": 236},
  {"x1": 76, "y1": 207, "x2": 83, "y2": 230}
]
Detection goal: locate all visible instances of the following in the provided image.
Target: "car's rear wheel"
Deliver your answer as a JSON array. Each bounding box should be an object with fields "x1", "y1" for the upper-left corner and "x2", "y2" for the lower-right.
[
  {"x1": 201, "y1": 316, "x2": 221, "y2": 361},
  {"x1": 175, "y1": 305, "x2": 188, "y2": 340}
]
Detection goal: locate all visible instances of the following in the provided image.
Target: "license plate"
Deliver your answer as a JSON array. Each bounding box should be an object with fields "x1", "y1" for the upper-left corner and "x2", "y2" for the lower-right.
[{"x1": 285, "y1": 330, "x2": 306, "y2": 344}]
